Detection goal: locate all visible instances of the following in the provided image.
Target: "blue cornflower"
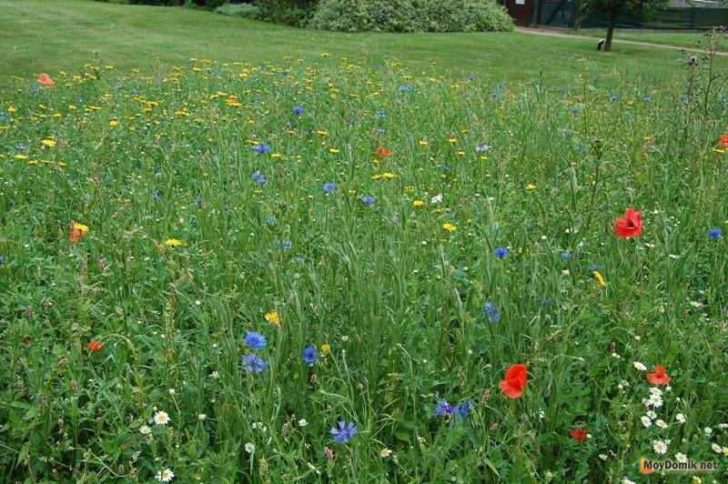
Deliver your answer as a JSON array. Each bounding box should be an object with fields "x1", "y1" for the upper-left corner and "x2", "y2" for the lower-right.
[
  {"x1": 494, "y1": 247, "x2": 509, "y2": 259},
  {"x1": 244, "y1": 331, "x2": 267, "y2": 350},
  {"x1": 483, "y1": 301, "x2": 500, "y2": 324},
  {"x1": 195, "y1": 196, "x2": 204, "y2": 208},
  {"x1": 360, "y1": 195, "x2": 376, "y2": 206},
  {"x1": 561, "y1": 250, "x2": 573, "y2": 262},
  {"x1": 252, "y1": 143, "x2": 271, "y2": 154},
  {"x1": 587, "y1": 263, "x2": 601, "y2": 272},
  {"x1": 375, "y1": 110, "x2": 387, "y2": 119},
  {"x1": 475, "y1": 143, "x2": 490, "y2": 153},
  {"x1": 709, "y1": 227, "x2": 722, "y2": 240},
  {"x1": 302, "y1": 344, "x2": 317, "y2": 366},
  {"x1": 15, "y1": 143, "x2": 28, "y2": 152},
  {"x1": 242, "y1": 354, "x2": 268, "y2": 374},
  {"x1": 293, "y1": 105, "x2": 304, "y2": 115},
  {"x1": 609, "y1": 95, "x2": 619, "y2": 102},
  {"x1": 643, "y1": 95, "x2": 652, "y2": 102},
  {"x1": 454, "y1": 401, "x2": 473, "y2": 418},
  {"x1": 330, "y1": 420, "x2": 357, "y2": 444},
  {"x1": 277, "y1": 240, "x2": 292, "y2": 251},
  {"x1": 0, "y1": 255, "x2": 6, "y2": 265},
  {"x1": 435, "y1": 399, "x2": 454, "y2": 417},
  {"x1": 252, "y1": 170, "x2": 267, "y2": 186},
  {"x1": 398, "y1": 85, "x2": 414, "y2": 94},
  {"x1": 0, "y1": 112, "x2": 9, "y2": 123},
  {"x1": 466, "y1": 74, "x2": 477, "y2": 81},
  {"x1": 323, "y1": 182, "x2": 337, "y2": 193},
  {"x1": 152, "y1": 190, "x2": 162, "y2": 201},
  {"x1": 265, "y1": 215, "x2": 277, "y2": 226}
]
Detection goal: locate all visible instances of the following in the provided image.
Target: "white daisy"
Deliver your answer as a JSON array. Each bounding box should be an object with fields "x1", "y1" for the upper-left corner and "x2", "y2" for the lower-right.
[
  {"x1": 655, "y1": 419, "x2": 668, "y2": 429},
  {"x1": 633, "y1": 361, "x2": 647, "y2": 371},
  {"x1": 711, "y1": 443, "x2": 722, "y2": 454},
  {"x1": 676, "y1": 413, "x2": 687, "y2": 424},
  {"x1": 641, "y1": 416, "x2": 653, "y2": 428},
  {"x1": 153, "y1": 411, "x2": 170, "y2": 426},
  {"x1": 622, "y1": 478, "x2": 636, "y2": 484},
  {"x1": 646, "y1": 410, "x2": 657, "y2": 419},
  {"x1": 430, "y1": 193, "x2": 443, "y2": 204},
  {"x1": 298, "y1": 419, "x2": 308, "y2": 427},
  {"x1": 675, "y1": 453, "x2": 688, "y2": 463},
  {"x1": 139, "y1": 424, "x2": 152, "y2": 435},
  {"x1": 653, "y1": 439, "x2": 668, "y2": 455},
  {"x1": 704, "y1": 427, "x2": 713, "y2": 437},
  {"x1": 245, "y1": 442, "x2": 255, "y2": 454},
  {"x1": 155, "y1": 468, "x2": 175, "y2": 483}
]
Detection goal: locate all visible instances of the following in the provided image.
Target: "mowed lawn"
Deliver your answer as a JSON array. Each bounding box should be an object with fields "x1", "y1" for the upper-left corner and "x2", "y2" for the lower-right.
[{"x1": 1, "y1": 0, "x2": 725, "y2": 89}]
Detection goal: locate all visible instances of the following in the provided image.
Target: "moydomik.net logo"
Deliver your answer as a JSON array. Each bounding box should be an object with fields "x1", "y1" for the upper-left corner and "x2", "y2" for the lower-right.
[{"x1": 640, "y1": 458, "x2": 719, "y2": 474}]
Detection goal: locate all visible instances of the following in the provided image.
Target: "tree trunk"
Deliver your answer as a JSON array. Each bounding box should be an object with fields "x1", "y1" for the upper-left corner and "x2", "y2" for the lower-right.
[{"x1": 603, "y1": 8, "x2": 617, "y2": 52}]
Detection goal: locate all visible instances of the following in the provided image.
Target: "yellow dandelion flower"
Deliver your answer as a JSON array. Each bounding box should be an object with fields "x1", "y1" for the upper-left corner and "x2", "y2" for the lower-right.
[
  {"x1": 592, "y1": 271, "x2": 607, "y2": 288},
  {"x1": 109, "y1": 120, "x2": 119, "y2": 127},
  {"x1": 265, "y1": 311, "x2": 281, "y2": 326},
  {"x1": 418, "y1": 140, "x2": 429, "y2": 146},
  {"x1": 41, "y1": 139, "x2": 56, "y2": 148},
  {"x1": 328, "y1": 148, "x2": 340, "y2": 154},
  {"x1": 526, "y1": 183, "x2": 537, "y2": 191},
  {"x1": 163, "y1": 238, "x2": 185, "y2": 248},
  {"x1": 412, "y1": 200, "x2": 425, "y2": 208},
  {"x1": 442, "y1": 222, "x2": 457, "y2": 233},
  {"x1": 447, "y1": 137, "x2": 458, "y2": 143},
  {"x1": 316, "y1": 130, "x2": 329, "y2": 136},
  {"x1": 372, "y1": 172, "x2": 397, "y2": 181},
  {"x1": 15, "y1": 154, "x2": 28, "y2": 160},
  {"x1": 320, "y1": 343, "x2": 331, "y2": 355}
]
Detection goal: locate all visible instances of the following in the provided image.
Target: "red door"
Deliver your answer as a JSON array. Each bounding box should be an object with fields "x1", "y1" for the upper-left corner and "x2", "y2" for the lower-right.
[{"x1": 504, "y1": 0, "x2": 534, "y2": 26}]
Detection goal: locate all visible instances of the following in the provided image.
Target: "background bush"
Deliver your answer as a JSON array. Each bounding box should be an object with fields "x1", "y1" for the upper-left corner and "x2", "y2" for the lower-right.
[
  {"x1": 253, "y1": 0, "x2": 318, "y2": 26},
  {"x1": 309, "y1": 0, "x2": 514, "y2": 32},
  {"x1": 215, "y1": 2, "x2": 261, "y2": 18}
]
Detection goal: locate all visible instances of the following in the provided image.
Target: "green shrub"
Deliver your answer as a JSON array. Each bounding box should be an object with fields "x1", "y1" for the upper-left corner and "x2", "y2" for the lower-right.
[
  {"x1": 215, "y1": 2, "x2": 262, "y2": 18},
  {"x1": 254, "y1": 0, "x2": 318, "y2": 26},
  {"x1": 309, "y1": 0, "x2": 514, "y2": 33}
]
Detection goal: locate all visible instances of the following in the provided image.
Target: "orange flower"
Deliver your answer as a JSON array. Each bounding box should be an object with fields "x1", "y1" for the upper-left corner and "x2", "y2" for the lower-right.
[
  {"x1": 646, "y1": 365, "x2": 671, "y2": 385},
  {"x1": 69, "y1": 222, "x2": 90, "y2": 243},
  {"x1": 499, "y1": 363, "x2": 528, "y2": 399},
  {"x1": 38, "y1": 73, "x2": 55, "y2": 86},
  {"x1": 375, "y1": 146, "x2": 392, "y2": 158},
  {"x1": 87, "y1": 340, "x2": 104, "y2": 352},
  {"x1": 718, "y1": 134, "x2": 728, "y2": 148}
]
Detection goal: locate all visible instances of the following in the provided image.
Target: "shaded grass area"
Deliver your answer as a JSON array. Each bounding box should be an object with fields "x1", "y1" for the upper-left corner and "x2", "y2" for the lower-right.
[
  {"x1": 1, "y1": 0, "x2": 722, "y2": 90},
  {"x1": 570, "y1": 28, "x2": 728, "y2": 51}
]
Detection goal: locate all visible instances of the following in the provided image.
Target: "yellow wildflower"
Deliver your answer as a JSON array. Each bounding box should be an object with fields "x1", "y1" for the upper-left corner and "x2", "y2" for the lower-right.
[
  {"x1": 526, "y1": 183, "x2": 537, "y2": 191},
  {"x1": 592, "y1": 271, "x2": 607, "y2": 288},
  {"x1": 265, "y1": 311, "x2": 281, "y2": 326},
  {"x1": 320, "y1": 343, "x2": 331, "y2": 355},
  {"x1": 442, "y1": 222, "x2": 457, "y2": 233},
  {"x1": 163, "y1": 238, "x2": 185, "y2": 248},
  {"x1": 41, "y1": 139, "x2": 56, "y2": 148},
  {"x1": 412, "y1": 200, "x2": 425, "y2": 208}
]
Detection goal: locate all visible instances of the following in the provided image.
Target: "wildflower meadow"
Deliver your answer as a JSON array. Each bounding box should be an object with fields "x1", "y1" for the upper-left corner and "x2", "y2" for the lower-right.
[{"x1": 1, "y1": 45, "x2": 727, "y2": 482}]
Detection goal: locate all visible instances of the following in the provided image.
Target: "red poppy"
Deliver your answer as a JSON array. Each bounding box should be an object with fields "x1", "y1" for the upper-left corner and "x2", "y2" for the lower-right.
[
  {"x1": 376, "y1": 146, "x2": 392, "y2": 158},
  {"x1": 614, "y1": 208, "x2": 643, "y2": 238},
  {"x1": 87, "y1": 340, "x2": 104, "y2": 352},
  {"x1": 570, "y1": 428, "x2": 588, "y2": 442},
  {"x1": 646, "y1": 365, "x2": 671, "y2": 385},
  {"x1": 718, "y1": 134, "x2": 728, "y2": 148},
  {"x1": 38, "y1": 73, "x2": 55, "y2": 86},
  {"x1": 498, "y1": 363, "x2": 528, "y2": 399}
]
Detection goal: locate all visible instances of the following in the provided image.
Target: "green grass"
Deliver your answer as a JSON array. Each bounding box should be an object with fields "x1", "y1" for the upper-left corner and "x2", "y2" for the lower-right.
[
  {"x1": 572, "y1": 28, "x2": 728, "y2": 51},
  {"x1": 1, "y1": 1, "x2": 728, "y2": 483},
  {"x1": 1, "y1": 0, "x2": 725, "y2": 91}
]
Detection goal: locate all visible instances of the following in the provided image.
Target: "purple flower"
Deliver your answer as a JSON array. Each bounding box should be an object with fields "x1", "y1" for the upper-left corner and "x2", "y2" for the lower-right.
[
  {"x1": 242, "y1": 354, "x2": 268, "y2": 374},
  {"x1": 435, "y1": 399, "x2": 453, "y2": 417},
  {"x1": 302, "y1": 344, "x2": 317, "y2": 366},
  {"x1": 323, "y1": 182, "x2": 337, "y2": 193},
  {"x1": 360, "y1": 195, "x2": 376, "y2": 206},
  {"x1": 709, "y1": 227, "x2": 722, "y2": 240},
  {"x1": 454, "y1": 401, "x2": 473, "y2": 418},
  {"x1": 293, "y1": 105, "x2": 304, "y2": 115},
  {"x1": 252, "y1": 143, "x2": 271, "y2": 154},
  {"x1": 494, "y1": 247, "x2": 509, "y2": 259},
  {"x1": 330, "y1": 420, "x2": 357, "y2": 444},
  {"x1": 252, "y1": 170, "x2": 267, "y2": 186},
  {"x1": 244, "y1": 331, "x2": 267, "y2": 350},
  {"x1": 483, "y1": 301, "x2": 500, "y2": 324}
]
